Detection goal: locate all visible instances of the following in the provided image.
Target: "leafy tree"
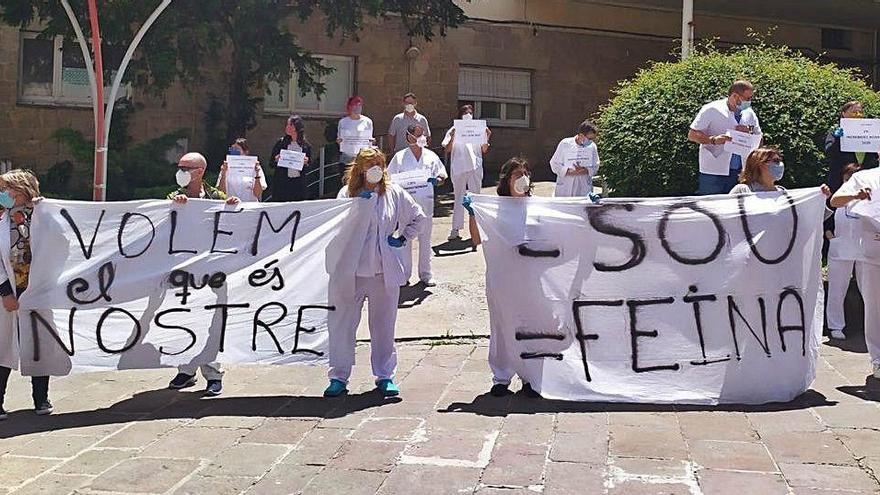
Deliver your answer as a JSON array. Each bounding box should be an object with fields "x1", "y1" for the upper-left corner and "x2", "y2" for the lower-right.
[
  {"x1": 1, "y1": 0, "x2": 467, "y2": 142},
  {"x1": 596, "y1": 42, "x2": 880, "y2": 197}
]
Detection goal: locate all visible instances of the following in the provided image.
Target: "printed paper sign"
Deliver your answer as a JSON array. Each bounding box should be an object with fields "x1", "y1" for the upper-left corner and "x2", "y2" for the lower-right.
[
  {"x1": 226, "y1": 155, "x2": 258, "y2": 187},
  {"x1": 724, "y1": 130, "x2": 763, "y2": 157},
  {"x1": 453, "y1": 119, "x2": 488, "y2": 146},
  {"x1": 390, "y1": 169, "x2": 432, "y2": 199},
  {"x1": 564, "y1": 147, "x2": 596, "y2": 175},
  {"x1": 471, "y1": 189, "x2": 826, "y2": 404},
  {"x1": 840, "y1": 118, "x2": 880, "y2": 153},
  {"x1": 340, "y1": 132, "x2": 373, "y2": 156},
  {"x1": 278, "y1": 149, "x2": 306, "y2": 171}
]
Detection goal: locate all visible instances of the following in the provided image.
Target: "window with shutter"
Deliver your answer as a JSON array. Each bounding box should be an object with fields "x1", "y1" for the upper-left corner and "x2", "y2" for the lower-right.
[{"x1": 458, "y1": 66, "x2": 531, "y2": 127}]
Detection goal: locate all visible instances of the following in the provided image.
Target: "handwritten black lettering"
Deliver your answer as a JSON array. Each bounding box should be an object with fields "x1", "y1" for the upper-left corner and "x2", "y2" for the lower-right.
[
  {"x1": 168, "y1": 210, "x2": 196, "y2": 255},
  {"x1": 658, "y1": 202, "x2": 725, "y2": 265},
  {"x1": 29, "y1": 310, "x2": 76, "y2": 361},
  {"x1": 60, "y1": 208, "x2": 105, "y2": 260},
  {"x1": 738, "y1": 191, "x2": 798, "y2": 265},
  {"x1": 248, "y1": 259, "x2": 284, "y2": 291},
  {"x1": 204, "y1": 303, "x2": 250, "y2": 352},
  {"x1": 154, "y1": 308, "x2": 197, "y2": 356},
  {"x1": 628, "y1": 298, "x2": 680, "y2": 373},
  {"x1": 117, "y1": 212, "x2": 155, "y2": 258},
  {"x1": 683, "y1": 285, "x2": 728, "y2": 366},
  {"x1": 250, "y1": 210, "x2": 301, "y2": 256},
  {"x1": 292, "y1": 305, "x2": 333, "y2": 356},
  {"x1": 572, "y1": 299, "x2": 622, "y2": 381},
  {"x1": 587, "y1": 204, "x2": 646, "y2": 272},
  {"x1": 777, "y1": 287, "x2": 807, "y2": 356},
  {"x1": 66, "y1": 261, "x2": 115, "y2": 305},
  {"x1": 211, "y1": 209, "x2": 242, "y2": 254},
  {"x1": 95, "y1": 307, "x2": 141, "y2": 354},
  {"x1": 252, "y1": 302, "x2": 286, "y2": 354}
]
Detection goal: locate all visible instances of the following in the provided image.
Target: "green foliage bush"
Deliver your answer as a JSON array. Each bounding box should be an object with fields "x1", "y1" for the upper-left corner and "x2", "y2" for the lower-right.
[{"x1": 596, "y1": 42, "x2": 880, "y2": 197}]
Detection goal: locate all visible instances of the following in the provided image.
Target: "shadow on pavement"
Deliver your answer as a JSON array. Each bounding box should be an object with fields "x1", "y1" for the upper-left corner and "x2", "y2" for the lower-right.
[
  {"x1": 398, "y1": 283, "x2": 432, "y2": 308},
  {"x1": 438, "y1": 389, "x2": 834, "y2": 417},
  {"x1": 837, "y1": 376, "x2": 880, "y2": 402},
  {"x1": 0, "y1": 388, "x2": 400, "y2": 439},
  {"x1": 434, "y1": 239, "x2": 477, "y2": 258}
]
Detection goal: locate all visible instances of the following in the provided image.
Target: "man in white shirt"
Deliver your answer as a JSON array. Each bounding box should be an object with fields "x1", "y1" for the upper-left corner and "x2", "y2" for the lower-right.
[
  {"x1": 831, "y1": 169, "x2": 880, "y2": 376},
  {"x1": 387, "y1": 92, "x2": 431, "y2": 154},
  {"x1": 387, "y1": 124, "x2": 448, "y2": 286},
  {"x1": 549, "y1": 120, "x2": 601, "y2": 197},
  {"x1": 688, "y1": 80, "x2": 762, "y2": 195}
]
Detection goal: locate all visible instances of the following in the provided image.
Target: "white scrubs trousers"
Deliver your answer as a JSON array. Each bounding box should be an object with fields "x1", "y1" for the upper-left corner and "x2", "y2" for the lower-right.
[
  {"x1": 328, "y1": 275, "x2": 399, "y2": 383},
  {"x1": 826, "y1": 259, "x2": 860, "y2": 332},
  {"x1": 403, "y1": 198, "x2": 434, "y2": 282},
  {"x1": 857, "y1": 263, "x2": 880, "y2": 363},
  {"x1": 451, "y1": 170, "x2": 483, "y2": 231}
]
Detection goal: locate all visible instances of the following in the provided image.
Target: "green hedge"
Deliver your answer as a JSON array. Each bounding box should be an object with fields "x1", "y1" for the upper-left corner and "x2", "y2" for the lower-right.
[{"x1": 596, "y1": 43, "x2": 880, "y2": 197}]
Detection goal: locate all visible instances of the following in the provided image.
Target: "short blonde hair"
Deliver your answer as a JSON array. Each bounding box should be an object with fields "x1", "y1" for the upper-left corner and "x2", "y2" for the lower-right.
[
  {"x1": 0, "y1": 169, "x2": 41, "y2": 202},
  {"x1": 345, "y1": 148, "x2": 388, "y2": 197}
]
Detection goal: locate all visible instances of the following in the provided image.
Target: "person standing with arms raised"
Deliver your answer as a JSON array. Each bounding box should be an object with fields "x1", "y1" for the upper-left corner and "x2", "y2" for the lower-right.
[
  {"x1": 387, "y1": 92, "x2": 430, "y2": 154},
  {"x1": 688, "y1": 80, "x2": 762, "y2": 195},
  {"x1": 443, "y1": 104, "x2": 490, "y2": 240}
]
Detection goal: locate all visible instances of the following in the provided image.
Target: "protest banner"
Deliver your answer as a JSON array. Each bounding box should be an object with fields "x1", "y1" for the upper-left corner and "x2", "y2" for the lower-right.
[
  {"x1": 471, "y1": 188, "x2": 826, "y2": 404},
  {"x1": 724, "y1": 129, "x2": 762, "y2": 157},
  {"x1": 17, "y1": 198, "x2": 370, "y2": 375},
  {"x1": 840, "y1": 118, "x2": 880, "y2": 153},
  {"x1": 278, "y1": 149, "x2": 306, "y2": 171},
  {"x1": 453, "y1": 119, "x2": 488, "y2": 146}
]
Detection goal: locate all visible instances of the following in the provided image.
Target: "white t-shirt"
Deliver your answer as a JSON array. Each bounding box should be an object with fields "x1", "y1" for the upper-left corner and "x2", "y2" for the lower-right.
[
  {"x1": 837, "y1": 168, "x2": 880, "y2": 265},
  {"x1": 442, "y1": 127, "x2": 482, "y2": 177},
  {"x1": 388, "y1": 112, "x2": 431, "y2": 153},
  {"x1": 217, "y1": 161, "x2": 267, "y2": 203},
  {"x1": 549, "y1": 136, "x2": 600, "y2": 197},
  {"x1": 387, "y1": 147, "x2": 447, "y2": 202},
  {"x1": 337, "y1": 116, "x2": 374, "y2": 156},
  {"x1": 690, "y1": 98, "x2": 761, "y2": 176}
]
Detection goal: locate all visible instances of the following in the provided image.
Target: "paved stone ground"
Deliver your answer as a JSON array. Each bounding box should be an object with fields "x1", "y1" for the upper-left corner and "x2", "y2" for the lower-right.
[{"x1": 0, "y1": 182, "x2": 878, "y2": 494}]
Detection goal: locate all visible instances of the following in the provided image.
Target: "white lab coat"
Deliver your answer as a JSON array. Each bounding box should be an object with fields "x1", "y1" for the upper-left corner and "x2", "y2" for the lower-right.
[
  {"x1": 0, "y1": 214, "x2": 19, "y2": 370},
  {"x1": 387, "y1": 147, "x2": 448, "y2": 281},
  {"x1": 549, "y1": 137, "x2": 600, "y2": 197},
  {"x1": 827, "y1": 207, "x2": 864, "y2": 332},
  {"x1": 690, "y1": 98, "x2": 762, "y2": 176},
  {"x1": 329, "y1": 184, "x2": 427, "y2": 382}
]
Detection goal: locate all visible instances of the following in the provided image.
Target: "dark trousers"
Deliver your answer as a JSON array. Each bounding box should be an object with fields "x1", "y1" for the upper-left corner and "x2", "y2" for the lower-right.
[{"x1": 0, "y1": 366, "x2": 49, "y2": 409}]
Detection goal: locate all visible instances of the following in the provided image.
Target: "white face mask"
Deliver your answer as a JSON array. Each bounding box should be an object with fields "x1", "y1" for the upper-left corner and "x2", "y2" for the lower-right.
[
  {"x1": 513, "y1": 174, "x2": 530, "y2": 195},
  {"x1": 461, "y1": 113, "x2": 473, "y2": 120},
  {"x1": 365, "y1": 166, "x2": 384, "y2": 184},
  {"x1": 404, "y1": 103, "x2": 416, "y2": 113},
  {"x1": 176, "y1": 169, "x2": 192, "y2": 188},
  {"x1": 415, "y1": 136, "x2": 428, "y2": 148}
]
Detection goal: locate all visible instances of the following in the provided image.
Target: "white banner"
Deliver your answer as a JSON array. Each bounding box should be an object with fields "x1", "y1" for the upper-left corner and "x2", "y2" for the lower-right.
[
  {"x1": 18, "y1": 198, "x2": 369, "y2": 375},
  {"x1": 841, "y1": 118, "x2": 880, "y2": 153},
  {"x1": 472, "y1": 189, "x2": 826, "y2": 404}
]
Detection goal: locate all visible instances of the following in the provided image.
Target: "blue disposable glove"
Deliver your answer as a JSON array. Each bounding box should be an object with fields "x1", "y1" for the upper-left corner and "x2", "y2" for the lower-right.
[
  {"x1": 387, "y1": 235, "x2": 406, "y2": 248},
  {"x1": 833, "y1": 126, "x2": 844, "y2": 138},
  {"x1": 358, "y1": 190, "x2": 373, "y2": 199},
  {"x1": 462, "y1": 195, "x2": 475, "y2": 216},
  {"x1": 588, "y1": 192, "x2": 602, "y2": 204},
  {"x1": 427, "y1": 177, "x2": 439, "y2": 187}
]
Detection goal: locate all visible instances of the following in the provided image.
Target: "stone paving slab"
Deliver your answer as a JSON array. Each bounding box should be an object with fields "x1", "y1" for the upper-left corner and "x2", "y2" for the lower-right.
[{"x1": 0, "y1": 337, "x2": 877, "y2": 494}]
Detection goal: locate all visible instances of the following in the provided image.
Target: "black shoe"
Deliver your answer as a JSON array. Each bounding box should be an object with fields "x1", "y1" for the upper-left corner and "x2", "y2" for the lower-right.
[
  {"x1": 490, "y1": 384, "x2": 512, "y2": 397},
  {"x1": 34, "y1": 400, "x2": 53, "y2": 415},
  {"x1": 0, "y1": 407, "x2": 7, "y2": 420},
  {"x1": 520, "y1": 382, "x2": 542, "y2": 399},
  {"x1": 205, "y1": 380, "x2": 223, "y2": 397},
  {"x1": 169, "y1": 373, "x2": 197, "y2": 390}
]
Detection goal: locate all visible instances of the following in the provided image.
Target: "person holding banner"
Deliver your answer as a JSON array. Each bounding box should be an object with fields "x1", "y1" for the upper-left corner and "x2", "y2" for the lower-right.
[
  {"x1": 443, "y1": 104, "x2": 491, "y2": 241},
  {"x1": 387, "y1": 93, "x2": 431, "y2": 154},
  {"x1": 388, "y1": 124, "x2": 447, "y2": 286},
  {"x1": 0, "y1": 169, "x2": 52, "y2": 417},
  {"x1": 826, "y1": 164, "x2": 864, "y2": 341},
  {"x1": 826, "y1": 101, "x2": 879, "y2": 194},
  {"x1": 167, "y1": 153, "x2": 238, "y2": 396},
  {"x1": 217, "y1": 138, "x2": 267, "y2": 203},
  {"x1": 549, "y1": 120, "x2": 601, "y2": 197},
  {"x1": 325, "y1": 148, "x2": 427, "y2": 398},
  {"x1": 269, "y1": 115, "x2": 312, "y2": 202},
  {"x1": 832, "y1": 168, "x2": 880, "y2": 377},
  {"x1": 689, "y1": 80, "x2": 762, "y2": 195},
  {"x1": 337, "y1": 96, "x2": 375, "y2": 165},
  {"x1": 463, "y1": 157, "x2": 539, "y2": 398}
]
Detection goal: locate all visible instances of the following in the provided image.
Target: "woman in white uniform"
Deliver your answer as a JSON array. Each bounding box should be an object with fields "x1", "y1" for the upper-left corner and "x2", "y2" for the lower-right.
[
  {"x1": 550, "y1": 120, "x2": 600, "y2": 197},
  {"x1": 325, "y1": 148, "x2": 427, "y2": 398},
  {"x1": 443, "y1": 104, "x2": 490, "y2": 241},
  {"x1": 826, "y1": 164, "x2": 863, "y2": 340}
]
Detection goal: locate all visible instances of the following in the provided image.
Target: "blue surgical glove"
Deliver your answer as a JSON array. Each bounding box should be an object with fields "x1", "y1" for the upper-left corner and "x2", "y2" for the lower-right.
[
  {"x1": 427, "y1": 177, "x2": 439, "y2": 187},
  {"x1": 462, "y1": 195, "x2": 475, "y2": 216},
  {"x1": 833, "y1": 126, "x2": 844, "y2": 138},
  {"x1": 387, "y1": 235, "x2": 406, "y2": 248},
  {"x1": 358, "y1": 190, "x2": 373, "y2": 199},
  {"x1": 588, "y1": 192, "x2": 602, "y2": 204}
]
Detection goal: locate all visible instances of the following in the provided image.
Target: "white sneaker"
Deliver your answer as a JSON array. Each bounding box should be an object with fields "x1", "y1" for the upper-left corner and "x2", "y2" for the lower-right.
[
  {"x1": 873, "y1": 362, "x2": 880, "y2": 379},
  {"x1": 448, "y1": 229, "x2": 461, "y2": 241},
  {"x1": 420, "y1": 277, "x2": 437, "y2": 287},
  {"x1": 829, "y1": 329, "x2": 846, "y2": 340}
]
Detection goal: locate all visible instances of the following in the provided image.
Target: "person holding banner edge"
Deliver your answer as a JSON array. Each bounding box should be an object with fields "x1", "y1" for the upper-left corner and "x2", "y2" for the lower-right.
[
  {"x1": 326, "y1": 148, "x2": 427, "y2": 398},
  {"x1": 444, "y1": 104, "x2": 490, "y2": 241},
  {"x1": 167, "y1": 152, "x2": 239, "y2": 396},
  {"x1": 388, "y1": 124, "x2": 448, "y2": 286},
  {"x1": 0, "y1": 169, "x2": 52, "y2": 417},
  {"x1": 464, "y1": 157, "x2": 540, "y2": 398}
]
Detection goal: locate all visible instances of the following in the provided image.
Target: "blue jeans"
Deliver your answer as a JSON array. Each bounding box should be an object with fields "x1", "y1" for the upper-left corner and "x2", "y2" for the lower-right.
[{"x1": 698, "y1": 169, "x2": 740, "y2": 195}]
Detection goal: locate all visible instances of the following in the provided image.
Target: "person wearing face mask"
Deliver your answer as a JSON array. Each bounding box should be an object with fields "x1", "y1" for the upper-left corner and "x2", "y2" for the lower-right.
[
  {"x1": 337, "y1": 96, "x2": 375, "y2": 166},
  {"x1": 167, "y1": 152, "x2": 239, "y2": 396},
  {"x1": 826, "y1": 163, "x2": 864, "y2": 341},
  {"x1": 269, "y1": 115, "x2": 312, "y2": 202},
  {"x1": 387, "y1": 124, "x2": 448, "y2": 286},
  {"x1": 689, "y1": 80, "x2": 763, "y2": 195},
  {"x1": 549, "y1": 120, "x2": 601, "y2": 197},
  {"x1": 387, "y1": 92, "x2": 431, "y2": 154},
  {"x1": 728, "y1": 146, "x2": 832, "y2": 197},
  {"x1": 217, "y1": 138, "x2": 267, "y2": 203},
  {"x1": 462, "y1": 157, "x2": 540, "y2": 398},
  {"x1": 826, "y1": 101, "x2": 879, "y2": 194},
  {"x1": 0, "y1": 169, "x2": 53, "y2": 417},
  {"x1": 325, "y1": 148, "x2": 427, "y2": 398},
  {"x1": 443, "y1": 104, "x2": 491, "y2": 240}
]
